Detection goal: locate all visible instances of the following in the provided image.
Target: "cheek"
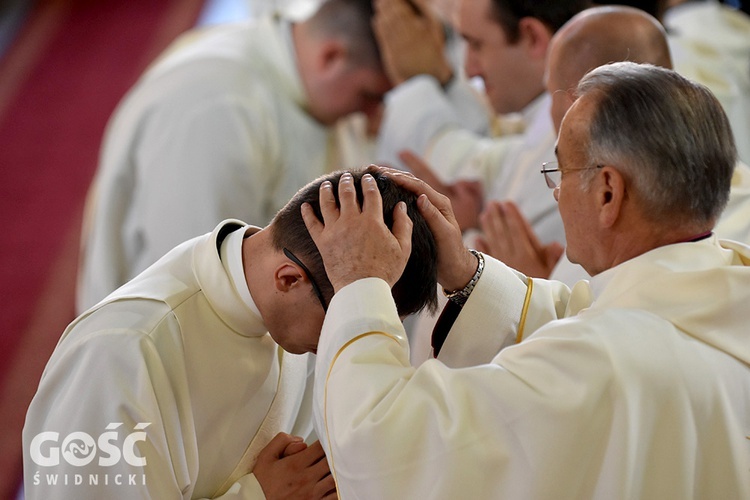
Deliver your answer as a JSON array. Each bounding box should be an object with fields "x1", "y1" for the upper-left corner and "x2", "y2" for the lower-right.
[
  {"x1": 482, "y1": 47, "x2": 513, "y2": 88},
  {"x1": 557, "y1": 187, "x2": 577, "y2": 228}
]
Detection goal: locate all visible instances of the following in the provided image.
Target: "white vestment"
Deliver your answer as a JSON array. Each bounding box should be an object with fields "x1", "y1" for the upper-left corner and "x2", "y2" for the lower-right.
[
  {"x1": 377, "y1": 78, "x2": 561, "y2": 244},
  {"x1": 551, "y1": 161, "x2": 750, "y2": 286},
  {"x1": 666, "y1": 0, "x2": 750, "y2": 164},
  {"x1": 77, "y1": 16, "x2": 343, "y2": 313},
  {"x1": 25, "y1": 220, "x2": 314, "y2": 499},
  {"x1": 378, "y1": 79, "x2": 562, "y2": 363},
  {"x1": 313, "y1": 236, "x2": 750, "y2": 498}
]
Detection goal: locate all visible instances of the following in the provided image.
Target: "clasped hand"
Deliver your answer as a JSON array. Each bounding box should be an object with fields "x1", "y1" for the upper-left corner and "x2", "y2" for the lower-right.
[{"x1": 301, "y1": 172, "x2": 413, "y2": 293}]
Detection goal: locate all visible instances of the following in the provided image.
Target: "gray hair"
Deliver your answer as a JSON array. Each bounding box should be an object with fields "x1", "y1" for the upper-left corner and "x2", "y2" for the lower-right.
[{"x1": 575, "y1": 62, "x2": 736, "y2": 226}]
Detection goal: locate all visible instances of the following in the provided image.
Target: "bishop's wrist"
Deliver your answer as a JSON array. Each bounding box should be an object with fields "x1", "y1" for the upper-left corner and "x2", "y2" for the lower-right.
[{"x1": 442, "y1": 249, "x2": 484, "y2": 306}]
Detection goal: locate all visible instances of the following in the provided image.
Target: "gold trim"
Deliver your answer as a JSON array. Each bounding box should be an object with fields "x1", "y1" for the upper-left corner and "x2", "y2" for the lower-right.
[
  {"x1": 324, "y1": 331, "x2": 400, "y2": 493},
  {"x1": 516, "y1": 278, "x2": 534, "y2": 344}
]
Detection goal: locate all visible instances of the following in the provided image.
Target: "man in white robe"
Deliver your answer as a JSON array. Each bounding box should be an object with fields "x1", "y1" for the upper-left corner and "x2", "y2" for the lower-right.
[
  {"x1": 76, "y1": 0, "x2": 392, "y2": 313},
  {"x1": 23, "y1": 168, "x2": 438, "y2": 499},
  {"x1": 303, "y1": 63, "x2": 750, "y2": 498},
  {"x1": 372, "y1": 0, "x2": 590, "y2": 364},
  {"x1": 373, "y1": 0, "x2": 590, "y2": 245},
  {"x1": 476, "y1": 6, "x2": 750, "y2": 286}
]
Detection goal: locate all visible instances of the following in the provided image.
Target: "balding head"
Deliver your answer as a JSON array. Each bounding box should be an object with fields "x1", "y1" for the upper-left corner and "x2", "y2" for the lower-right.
[{"x1": 545, "y1": 6, "x2": 672, "y2": 131}]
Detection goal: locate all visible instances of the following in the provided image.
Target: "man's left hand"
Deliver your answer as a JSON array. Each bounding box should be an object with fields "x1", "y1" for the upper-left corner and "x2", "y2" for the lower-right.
[{"x1": 301, "y1": 172, "x2": 413, "y2": 293}]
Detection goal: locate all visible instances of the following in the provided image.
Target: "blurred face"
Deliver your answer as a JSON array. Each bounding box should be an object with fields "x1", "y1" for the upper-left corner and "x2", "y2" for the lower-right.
[
  {"x1": 457, "y1": 0, "x2": 533, "y2": 114},
  {"x1": 553, "y1": 96, "x2": 599, "y2": 270},
  {"x1": 306, "y1": 62, "x2": 392, "y2": 126}
]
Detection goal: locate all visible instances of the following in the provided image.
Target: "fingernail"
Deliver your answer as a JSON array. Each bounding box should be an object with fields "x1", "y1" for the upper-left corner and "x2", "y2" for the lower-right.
[
  {"x1": 363, "y1": 174, "x2": 374, "y2": 183},
  {"x1": 321, "y1": 181, "x2": 332, "y2": 190},
  {"x1": 399, "y1": 201, "x2": 407, "y2": 212}
]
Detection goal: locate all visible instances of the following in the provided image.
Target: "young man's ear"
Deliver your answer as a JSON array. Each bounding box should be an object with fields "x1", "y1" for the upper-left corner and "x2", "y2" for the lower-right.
[
  {"x1": 598, "y1": 166, "x2": 626, "y2": 228},
  {"x1": 317, "y1": 38, "x2": 348, "y2": 74},
  {"x1": 274, "y1": 262, "x2": 305, "y2": 293},
  {"x1": 517, "y1": 17, "x2": 553, "y2": 60}
]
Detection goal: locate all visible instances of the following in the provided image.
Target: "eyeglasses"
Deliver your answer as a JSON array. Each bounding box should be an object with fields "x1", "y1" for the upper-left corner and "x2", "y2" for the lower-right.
[
  {"x1": 283, "y1": 248, "x2": 328, "y2": 312},
  {"x1": 540, "y1": 161, "x2": 603, "y2": 189}
]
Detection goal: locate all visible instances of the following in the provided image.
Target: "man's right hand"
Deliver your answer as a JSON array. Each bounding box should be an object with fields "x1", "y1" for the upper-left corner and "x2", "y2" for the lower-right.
[
  {"x1": 253, "y1": 433, "x2": 336, "y2": 499},
  {"x1": 372, "y1": 0, "x2": 453, "y2": 85}
]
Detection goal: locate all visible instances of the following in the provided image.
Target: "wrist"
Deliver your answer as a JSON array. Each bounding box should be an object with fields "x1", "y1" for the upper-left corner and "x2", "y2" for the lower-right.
[{"x1": 443, "y1": 249, "x2": 484, "y2": 306}]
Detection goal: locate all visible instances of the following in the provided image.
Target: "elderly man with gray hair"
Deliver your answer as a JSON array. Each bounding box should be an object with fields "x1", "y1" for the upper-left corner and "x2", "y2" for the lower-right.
[{"x1": 302, "y1": 62, "x2": 750, "y2": 498}]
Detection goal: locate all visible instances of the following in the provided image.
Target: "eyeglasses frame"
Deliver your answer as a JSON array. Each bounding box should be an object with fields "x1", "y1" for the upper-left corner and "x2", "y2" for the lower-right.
[
  {"x1": 541, "y1": 161, "x2": 604, "y2": 189},
  {"x1": 283, "y1": 247, "x2": 328, "y2": 312}
]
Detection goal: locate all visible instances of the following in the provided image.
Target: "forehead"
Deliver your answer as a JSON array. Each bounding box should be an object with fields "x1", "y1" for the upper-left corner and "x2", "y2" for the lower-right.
[
  {"x1": 347, "y1": 65, "x2": 392, "y2": 92},
  {"x1": 556, "y1": 96, "x2": 594, "y2": 157},
  {"x1": 458, "y1": 0, "x2": 502, "y2": 36}
]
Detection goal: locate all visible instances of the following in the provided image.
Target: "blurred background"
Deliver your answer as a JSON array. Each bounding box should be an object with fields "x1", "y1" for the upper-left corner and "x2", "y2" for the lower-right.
[
  {"x1": 0, "y1": 0, "x2": 748, "y2": 498},
  {"x1": 0, "y1": 1, "x2": 306, "y2": 497}
]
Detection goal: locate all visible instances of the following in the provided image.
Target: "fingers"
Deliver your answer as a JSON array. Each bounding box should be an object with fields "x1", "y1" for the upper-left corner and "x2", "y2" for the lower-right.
[
  {"x1": 295, "y1": 440, "x2": 327, "y2": 467},
  {"x1": 313, "y1": 473, "x2": 337, "y2": 500},
  {"x1": 301, "y1": 203, "x2": 323, "y2": 241},
  {"x1": 504, "y1": 201, "x2": 544, "y2": 255},
  {"x1": 416, "y1": 193, "x2": 455, "y2": 239},
  {"x1": 384, "y1": 170, "x2": 455, "y2": 220},
  {"x1": 361, "y1": 173, "x2": 383, "y2": 217},
  {"x1": 451, "y1": 180, "x2": 484, "y2": 230},
  {"x1": 259, "y1": 433, "x2": 304, "y2": 460},
  {"x1": 458, "y1": 179, "x2": 484, "y2": 201},
  {"x1": 480, "y1": 201, "x2": 513, "y2": 256},
  {"x1": 282, "y1": 439, "x2": 309, "y2": 457},
  {"x1": 318, "y1": 180, "x2": 338, "y2": 219},
  {"x1": 336, "y1": 173, "x2": 359, "y2": 216},
  {"x1": 302, "y1": 180, "x2": 339, "y2": 240},
  {"x1": 398, "y1": 150, "x2": 449, "y2": 194},
  {"x1": 392, "y1": 202, "x2": 413, "y2": 256}
]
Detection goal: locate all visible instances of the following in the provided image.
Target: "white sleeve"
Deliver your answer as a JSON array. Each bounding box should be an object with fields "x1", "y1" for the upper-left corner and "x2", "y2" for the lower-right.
[
  {"x1": 438, "y1": 255, "x2": 570, "y2": 367},
  {"x1": 313, "y1": 273, "x2": 616, "y2": 499},
  {"x1": 376, "y1": 75, "x2": 491, "y2": 172}
]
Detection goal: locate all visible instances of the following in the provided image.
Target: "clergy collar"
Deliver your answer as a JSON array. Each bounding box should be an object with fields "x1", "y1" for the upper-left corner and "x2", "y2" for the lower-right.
[
  {"x1": 220, "y1": 225, "x2": 263, "y2": 320},
  {"x1": 194, "y1": 220, "x2": 267, "y2": 337}
]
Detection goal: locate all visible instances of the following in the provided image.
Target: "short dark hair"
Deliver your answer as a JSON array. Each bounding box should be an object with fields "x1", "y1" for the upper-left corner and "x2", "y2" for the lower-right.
[
  {"x1": 489, "y1": 0, "x2": 592, "y2": 42},
  {"x1": 271, "y1": 166, "x2": 438, "y2": 316},
  {"x1": 576, "y1": 62, "x2": 736, "y2": 226}
]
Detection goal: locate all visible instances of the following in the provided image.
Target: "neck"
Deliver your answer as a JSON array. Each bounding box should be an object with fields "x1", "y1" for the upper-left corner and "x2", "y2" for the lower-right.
[
  {"x1": 587, "y1": 219, "x2": 714, "y2": 276},
  {"x1": 242, "y1": 228, "x2": 274, "y2": 323}
]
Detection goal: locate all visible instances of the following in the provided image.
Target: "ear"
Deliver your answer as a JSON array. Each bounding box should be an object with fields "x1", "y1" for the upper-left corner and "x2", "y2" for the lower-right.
[
  {"x1": 597, "y1": 166, "x2": 626, "y2": 229},
  {"x1": 316, "y1": 38, "x2": 348, "y2": 75},
  {"x1": 274, "y1": 261, "x2": 305, "y2": 294},
  {"x1": 517, "y1": 17, "x2": 553, "y2": 60}
]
